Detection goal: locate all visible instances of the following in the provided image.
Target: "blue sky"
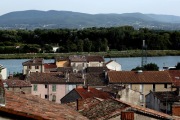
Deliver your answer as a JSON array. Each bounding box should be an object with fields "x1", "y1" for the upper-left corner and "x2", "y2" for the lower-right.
[{"x1": 1, "y1": 0, "x2": 180, "y2": 16}]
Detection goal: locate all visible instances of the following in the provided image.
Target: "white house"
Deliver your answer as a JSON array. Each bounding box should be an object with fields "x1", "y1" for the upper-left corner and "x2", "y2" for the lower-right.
[
  {"x1": 0, "y1": 64, "x2": 7, "y2": 80},
  {"x1": 106, "y1": 60, "x2": 122, "y2": 71}
]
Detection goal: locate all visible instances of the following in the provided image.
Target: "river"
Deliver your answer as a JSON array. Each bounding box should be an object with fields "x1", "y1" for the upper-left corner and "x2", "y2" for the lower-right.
[{"x1": 0, "y1": 56, "x2": 179, "y2": 74}]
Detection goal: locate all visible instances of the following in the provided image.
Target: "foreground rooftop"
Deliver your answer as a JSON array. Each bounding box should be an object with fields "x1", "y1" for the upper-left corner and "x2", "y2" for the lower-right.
[{"x1": 0, "y1": 91, "x2": 87, "y2": 120}]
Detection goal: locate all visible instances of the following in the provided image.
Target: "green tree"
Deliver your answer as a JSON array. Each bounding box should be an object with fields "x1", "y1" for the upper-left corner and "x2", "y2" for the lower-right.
[
  {"x1": 77, "y1": 39, "x2": 84, "y2": 52},
  {"x1": 131, "y1": 63, "x2": 159, "y2": 71},
  {"x1": 84, "y1": 38, "x2": 92, "y2": 52}
]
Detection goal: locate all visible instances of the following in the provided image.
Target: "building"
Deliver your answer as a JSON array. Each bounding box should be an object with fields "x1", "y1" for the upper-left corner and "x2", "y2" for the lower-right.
[
  {"x1": 0, "y1": 90, "x2": 87, "y2": 120},
  {"x1": 55, "y1": 57, "x2": 69, "y2": 67},
  {"x1": 77, "y1": 98, "x2": 173, "y2": 120},
  {"x1": 69, "y1": 55, "x2": 105, "y2": 72},
  {"x1": 146, "y1": 89, "x2": 180, "y2": 114},
  {"x1": 22, "y1": 58, "x2": 44, "y2": 75},
  {"x1": 102, "y1": 85, "x2": 142, "y2": 106},
  {"x1": 44, "y1": 63, "x2": 57, "y2": 72},
  {"x1": 0, "y1": 64, "x2": 7, "y2": 80},
  {"x1": 61, "y1": 87, "x2": 111, "y2": 103},
  {"x1": 106, "y1": 60, "x2": 122, "y2": 71},
  {"x1": 26, "y1": 72, "x2": 107, "y2": 103},
  {"x1": 3, "y1": 80, "x2": 31, "y2": 94},
  {"x1": 107, "y1": 71, "x2": 173, "y2": 106}
]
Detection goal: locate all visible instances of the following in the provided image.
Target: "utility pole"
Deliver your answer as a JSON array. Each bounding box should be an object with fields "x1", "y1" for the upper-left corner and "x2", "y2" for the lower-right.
[{"x1": 141, "y1": 40, "x2": 147, "y2": 67}]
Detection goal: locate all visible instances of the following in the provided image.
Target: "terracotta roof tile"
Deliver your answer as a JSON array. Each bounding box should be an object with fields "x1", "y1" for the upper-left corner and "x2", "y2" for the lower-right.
[
  {"x1": 80, "y1": 99, "x2": 129, "y2": 119},
  {"x1": 4, "y1": 80, "x2": 31, "y2": 87},
  {"x1": 75, "y1": 87, "x2": 111, "y2": 99},
  {"x1": 108, "y1": 71, "x2": 172, "y2": 83},
  {"x1": 80, "y1": 98, "x2": 173, "y2": 120},
  {"x1": 27, "y1": 72, "x2": 106, "y2": 86},
  {"x1": 168, "y1": 70, "x2": 180, "y2": 87},
  {"x1": 44, "y1": 63, "x2": 57, "y2": 69},
  {"x1": 152, "y1": 90, "x2": 180, "y2": 102},
  {"x1": 0, "y1": 91, "x2": 87, "y2": 120},
  {"x1": 86, "y1": 67, "x2": 108, "y2": 73},
  {"x1": 86, "y1": 56, "x2": 104, "y2": 62}
]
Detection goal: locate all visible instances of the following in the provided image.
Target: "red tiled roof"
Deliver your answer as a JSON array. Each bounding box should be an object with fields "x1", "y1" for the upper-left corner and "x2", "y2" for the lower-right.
[
  {"x1": 4, "y1": 80, "x2": 31, "y2": 87},
  {"x1": 168, "y1": 70, "x2": 180, "y2": 87},
  {"x1": 44, "y1": 63, "x2": 57, "y2": 69},
  {"x1": 108, "y1": 71, "x2": 172, "y2": 84},
  {"x1": 75, "y1": 87, "x2": 111, "y2": 99},
  {"x1": 0, "y1": 91, "x2": 87, "y2": 120},
  {"x1": 22, "y1": 58, "x2": 44, "y2": 66}
]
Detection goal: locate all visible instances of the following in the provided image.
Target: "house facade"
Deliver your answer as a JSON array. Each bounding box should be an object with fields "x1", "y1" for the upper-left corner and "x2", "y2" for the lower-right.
[
  {"x1": 0, "y1": 64, "x2": 7, "y2": 80},
  {"x1": 27, "y1": 71, "x2": 107, "y2": 103},
  {"x1": 106, "y1": 60, "x2": 122, "y2": 71},
  {"x1": 107, "y1": 71, "x2": 173, "y2": 106},
  {"x1": 146, "y1": 89, "x2": 180, "y2": 114},
  {"x1": 22, "y1": 58, "x2": 44, "y2": 75},
  {"x1": 69, "y1": 55, "x2": 105, "y2": 72}
]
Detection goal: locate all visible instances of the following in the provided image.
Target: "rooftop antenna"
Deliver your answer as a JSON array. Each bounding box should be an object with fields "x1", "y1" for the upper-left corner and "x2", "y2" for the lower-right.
[{"x1": 141, "y1": 40, "x2": 147, "y2": 67}]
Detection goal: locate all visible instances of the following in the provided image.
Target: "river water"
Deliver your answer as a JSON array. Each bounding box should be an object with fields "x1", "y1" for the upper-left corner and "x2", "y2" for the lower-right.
[{"x1": 0, "y1": 56, "x2": 179, "y2": 74}]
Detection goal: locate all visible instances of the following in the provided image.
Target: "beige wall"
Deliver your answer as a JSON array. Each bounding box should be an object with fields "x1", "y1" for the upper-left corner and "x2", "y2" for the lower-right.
[
  {"x1": 118, "y1": 88, "x2": 141, "y2": 105},
  {"x1": 88, "y1": 62, "x2": 104, "y2": 67},
  {"x1": 23, "y1": 65, "x2": 44, "y2": 75},
  {"x1": 56, "y1": 61, "x2": 69, "y2": 67},
  {"x1": 128, "y1": 83, "x2": 172, "y2": 106}
]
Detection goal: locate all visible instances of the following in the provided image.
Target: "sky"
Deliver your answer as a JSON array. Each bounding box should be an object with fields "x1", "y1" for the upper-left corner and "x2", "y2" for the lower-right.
[{"x1": 1, "y1": 0, "x2": 180, "y2": 16}]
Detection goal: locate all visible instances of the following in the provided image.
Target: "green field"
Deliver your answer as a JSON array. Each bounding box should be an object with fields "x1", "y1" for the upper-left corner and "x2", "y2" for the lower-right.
[{"x1": 0, "y1": 50, "x2": 179, "y2": 59}]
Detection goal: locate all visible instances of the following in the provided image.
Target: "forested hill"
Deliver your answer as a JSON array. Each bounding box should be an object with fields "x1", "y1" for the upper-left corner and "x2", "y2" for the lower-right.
[{"x1": 1, "y1": 10, "x2": 180, "y2": 30}]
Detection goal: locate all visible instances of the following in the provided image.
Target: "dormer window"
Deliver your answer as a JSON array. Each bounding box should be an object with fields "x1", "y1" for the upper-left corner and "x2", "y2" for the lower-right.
[{"x1": 28, "y1": 66, "x2": 31, "y2": 69}]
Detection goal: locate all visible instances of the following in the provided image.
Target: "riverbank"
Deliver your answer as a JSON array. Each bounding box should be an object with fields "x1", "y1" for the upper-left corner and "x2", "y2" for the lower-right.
[{"x1": 0, "y1": 50, "x2": 180, "y2": 59}]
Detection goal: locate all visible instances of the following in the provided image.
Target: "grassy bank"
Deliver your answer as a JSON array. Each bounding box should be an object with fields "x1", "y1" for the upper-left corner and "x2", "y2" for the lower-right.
[{"x1": 0, "y1": 50, "x2": 179, "y2": 59}]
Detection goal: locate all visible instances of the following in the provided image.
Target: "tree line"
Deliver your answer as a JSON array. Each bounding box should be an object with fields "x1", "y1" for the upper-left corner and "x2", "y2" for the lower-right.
[{"x1": 0, "y1": 26, "x2": 180, "y2": 54}]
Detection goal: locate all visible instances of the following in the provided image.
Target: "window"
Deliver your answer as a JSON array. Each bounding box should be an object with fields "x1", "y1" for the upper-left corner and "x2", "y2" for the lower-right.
[
  {"x1": 45, "y1": 84, "x2": 47, "y2": 88},
  {"x1": 52, "y1": 85, "x2": 56, "y2": 92},
  {"x1": 28, "y1": 66, "x2": 31, "y2": 69},
  {"x1": 35, "y1": 66, "x2": 39, "y2": 69},
  {"x1": 33, "y1": 84, "x2": 37, "y2": 91},
  {"x1": 52, "y1": 95, "x2": 56, "y2": 102},
  {"x1": 45, "y1": 95, "x2": 49, "y2": 99},
  {"x1": 153, "y1": 84, "x2": 155, "y2": 91},
  {"x1": 164, "y1": 84, "x2": 167, "y2": 88}
]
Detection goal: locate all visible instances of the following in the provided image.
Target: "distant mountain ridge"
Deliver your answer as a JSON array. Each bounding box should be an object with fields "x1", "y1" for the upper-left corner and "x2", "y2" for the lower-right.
[{"x1": 0, "y1": 10, "x2": 180, "y2": 30}]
